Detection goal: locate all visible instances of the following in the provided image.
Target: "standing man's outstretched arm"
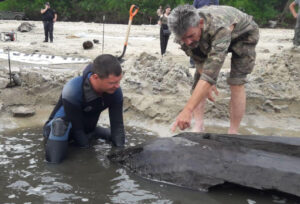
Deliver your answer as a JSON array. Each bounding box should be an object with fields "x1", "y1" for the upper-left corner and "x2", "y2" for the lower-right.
[{"x1": 290, "y1": 1, "x2": 298, "y2": 18}]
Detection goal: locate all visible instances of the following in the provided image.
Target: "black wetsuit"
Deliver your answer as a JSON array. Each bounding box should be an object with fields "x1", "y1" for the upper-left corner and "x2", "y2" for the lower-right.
[{"x1": 44, "y1": 64, "x2": 125, "y2": 163}]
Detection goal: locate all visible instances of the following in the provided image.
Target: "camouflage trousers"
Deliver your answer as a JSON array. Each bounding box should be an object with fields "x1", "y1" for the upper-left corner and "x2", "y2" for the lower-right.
[
  {"x1": 226, "y1": 24, "x2": 259, "y2": 85},
  {"x1": 192, "y1": 23, "x2": 259, "y2": 89}
]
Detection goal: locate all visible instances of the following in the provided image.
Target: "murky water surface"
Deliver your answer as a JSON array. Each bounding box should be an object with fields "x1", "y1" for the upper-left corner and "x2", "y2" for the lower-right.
[{"x1": 0, "y1": 127, "x2": 299, "y2": 204}]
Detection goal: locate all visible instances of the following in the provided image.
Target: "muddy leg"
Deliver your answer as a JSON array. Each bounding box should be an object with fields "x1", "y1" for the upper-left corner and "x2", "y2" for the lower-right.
[
  {"x1": 192, "y1": 99, "x2": 206, "y2": 132},
  {"x1": 228, "y1": 84, "x2": 245, "y2": 134}
]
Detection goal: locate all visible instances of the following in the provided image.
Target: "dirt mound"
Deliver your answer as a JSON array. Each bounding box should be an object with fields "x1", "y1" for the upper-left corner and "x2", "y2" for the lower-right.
[
  {"x1": 248, "y1": 50, "x2": 300, "y2": 100},
  {"x1": 123, "y1": 52, "x2": 192, "y2": 95},
  {"x1": 121, "y1": 52, "x2": 193, "y2": 123}
]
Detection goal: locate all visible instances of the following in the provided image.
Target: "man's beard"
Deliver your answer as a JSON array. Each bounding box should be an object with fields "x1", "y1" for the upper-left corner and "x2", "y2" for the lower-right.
[{"x1": 188, "y1": 41, "x2": 200, "y2": 49}]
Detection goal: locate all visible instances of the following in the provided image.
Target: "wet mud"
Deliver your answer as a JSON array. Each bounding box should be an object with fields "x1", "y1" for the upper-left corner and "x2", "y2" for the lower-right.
[{"x1": 1, "y1": 127, "x2": 299, "y2": 203}]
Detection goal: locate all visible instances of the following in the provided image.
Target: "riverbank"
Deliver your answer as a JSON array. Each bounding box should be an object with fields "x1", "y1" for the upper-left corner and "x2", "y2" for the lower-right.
[{"x1": 0, "y1": 20, "x2": 299, "y2": 137}]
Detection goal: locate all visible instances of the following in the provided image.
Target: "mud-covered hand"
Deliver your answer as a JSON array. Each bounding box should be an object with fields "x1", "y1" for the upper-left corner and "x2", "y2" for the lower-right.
[
  {"x1": 171, "y1": 108, "x2": 193, "y2": 132},
  {"x1": 207, "y1": 85, "x2": 219, "y2": 102}
]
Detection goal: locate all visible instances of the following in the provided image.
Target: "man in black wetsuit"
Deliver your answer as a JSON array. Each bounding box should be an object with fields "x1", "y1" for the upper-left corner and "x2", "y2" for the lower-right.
[
  {"x1": 40, "y1": 2, "x2": 57, "y2": 43},
  {"x1": 43, "y1": 54, "x2": 125, "y2": 163}
]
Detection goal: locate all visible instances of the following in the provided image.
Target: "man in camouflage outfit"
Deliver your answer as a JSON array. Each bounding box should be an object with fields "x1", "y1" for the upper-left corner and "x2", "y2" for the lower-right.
[
  {"x1": 168, "y1": 5, "x2": 259, "y2": 134},
  {"x1": 289, "y1": 0, "x2": 300, "y2": 47}
]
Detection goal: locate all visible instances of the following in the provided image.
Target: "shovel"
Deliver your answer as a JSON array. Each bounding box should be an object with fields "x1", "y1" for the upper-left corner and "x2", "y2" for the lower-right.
[{"x1": 117, "y1": 5, "x2": 139, "y2": 62}]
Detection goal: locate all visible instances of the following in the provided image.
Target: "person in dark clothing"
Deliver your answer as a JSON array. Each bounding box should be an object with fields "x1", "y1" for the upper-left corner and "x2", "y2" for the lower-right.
[
  {"x1": 159, "y1": 5, "x2": 171, "y2": 56},
  {"x1": 193, "y1": 0, "x2": 219, "y2": 8},
  {"x1": 43, "y1": 54, "x2": 125, "y2": 163},
  {"x1": 290, "y1": 0, "x2": 300, "y2": 47},
  {"x1": 40, "y1": 2, "x2": 57, "y2": 43},
  {"x1": 190, "y1": 0, "x2": 219, "y2": 67}
]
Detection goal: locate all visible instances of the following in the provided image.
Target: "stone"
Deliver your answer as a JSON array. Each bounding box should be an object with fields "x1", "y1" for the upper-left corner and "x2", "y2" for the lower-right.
[
  {"x1": 93, "y1": 39, "x2": 99, "y2": 44},
  {"x1": 0, "y1": 77, "x2": 9, "y2": 89},
  {"x1": 11, "y1": 106, "x2": 35, "y2": 117},
  {"x1": 83, "y1": 41, "x2": 93, "y2": 49},
  {"x1": 109, "y1": 132, "x2": 300, "y2": 197},
  {"x1": 17, "y1": 22, "x2": 34, "y2": 32}
]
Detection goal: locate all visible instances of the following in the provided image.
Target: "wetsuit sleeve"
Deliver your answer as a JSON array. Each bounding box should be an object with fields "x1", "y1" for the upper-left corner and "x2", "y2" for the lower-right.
[
  {"x1": 62, "y1": 77, "x2": 84, "y2": 131},
  {"x1": 201, "y1": 27, "x2": 231, "y2": 85},
  {"x1": 82, "y1": 63, "x2": 93, "y2": 77},
  {"x1": 108, "y1": 88, "x2": 125, "y2": 147}
]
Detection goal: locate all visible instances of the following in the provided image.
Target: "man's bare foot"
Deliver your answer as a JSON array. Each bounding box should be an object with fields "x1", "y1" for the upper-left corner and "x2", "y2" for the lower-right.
[
  {"x1": 228, "y1": 129, "x2": 239, "y2": 134},
  {"x1": 192, "y1": 126, "x2": 205, "y2": 132}
]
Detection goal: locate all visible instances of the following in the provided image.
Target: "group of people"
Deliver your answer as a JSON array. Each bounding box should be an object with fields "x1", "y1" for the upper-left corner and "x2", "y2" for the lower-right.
[{"x1": 43, "y1": 1, "x2": 300, "y2": 163}]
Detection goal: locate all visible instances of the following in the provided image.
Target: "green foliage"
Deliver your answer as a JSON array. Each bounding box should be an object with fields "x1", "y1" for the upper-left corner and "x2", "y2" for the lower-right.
[
  {"x1": 219, "y1": 0, "x2": 289, "y2": 25},
  {"x1": 0, "y1": 0, "x2": 295, "y2": 26}
]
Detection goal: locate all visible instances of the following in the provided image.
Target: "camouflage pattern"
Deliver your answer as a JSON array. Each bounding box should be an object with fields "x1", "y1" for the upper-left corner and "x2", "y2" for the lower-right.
[{"x1": 180, "y1": 6, "x2": 259, "y2": 85}]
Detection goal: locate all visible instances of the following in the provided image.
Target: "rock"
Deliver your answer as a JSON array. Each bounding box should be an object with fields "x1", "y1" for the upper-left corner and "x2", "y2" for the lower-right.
[
  {"x1": 17, "y1": 22, "x2": 34, "y2": 32},
  {"x1": 12, "y1": 73, "x2": 22, "y2": 86},
  {"x1": 268, "y1": 20, "x2": 277, "y2": 28},
  {"x1": 12, "y1": 106, "x2": 35, "y2": 117},
  {"x1": 83, "y1": 41, "x2": 93, "y2": 49},
  {"x1": 261, "y1": 48, "x2": 270, "y2": 53},
  {"x1": 0, "y1": 77, "x2": 9, "y2": 89},
  {"x1": 109, "y1": 132, "x2": 300, "y2": 197},
  {"x1": 274, "y1": 104, "x2": 289, "y2": 113},
  {"x1": 93, "y1": 39, "x2": 99, "y2": 44}
]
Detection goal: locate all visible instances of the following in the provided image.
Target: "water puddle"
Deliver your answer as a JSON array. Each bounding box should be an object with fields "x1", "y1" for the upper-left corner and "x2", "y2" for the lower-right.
[{"x1": 0, "y1": 126, "x2": 299, "y2": 203}]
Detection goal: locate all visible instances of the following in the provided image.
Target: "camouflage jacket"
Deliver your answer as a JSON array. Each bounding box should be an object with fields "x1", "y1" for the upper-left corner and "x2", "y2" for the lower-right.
[{"x1": 181, "y1": 5, "x2": 258, "y2": 84}]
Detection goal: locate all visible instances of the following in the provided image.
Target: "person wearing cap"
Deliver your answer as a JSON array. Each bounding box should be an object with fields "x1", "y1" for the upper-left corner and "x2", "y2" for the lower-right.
[
  {"x1": 158, "y1": 5, "x2": 172, "y2": 56},
  {"x1": 168, "y1": 5, "x2": 259, "y2": 134},
  {"x1": 40, "y1": 2, "x2": 57, "y2": 43},
  {"x1": 43, "y1": 54, "x2": 125, "y2": 163}
]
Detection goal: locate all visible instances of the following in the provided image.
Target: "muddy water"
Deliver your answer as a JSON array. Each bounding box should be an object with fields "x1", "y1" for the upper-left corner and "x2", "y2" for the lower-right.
[{"x1": 0, "y1": 127, "x2": 299, "y2": 204}]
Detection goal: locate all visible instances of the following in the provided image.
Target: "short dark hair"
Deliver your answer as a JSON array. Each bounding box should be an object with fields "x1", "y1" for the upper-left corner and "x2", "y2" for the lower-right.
[{"x1": 92, "y1": 54, "x2": 122, "y2": 79}]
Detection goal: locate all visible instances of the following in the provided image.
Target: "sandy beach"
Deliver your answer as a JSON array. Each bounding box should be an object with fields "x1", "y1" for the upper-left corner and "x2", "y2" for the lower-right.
[{"x1": 0, "y1": 20, "x2": 299, "y2": 137}]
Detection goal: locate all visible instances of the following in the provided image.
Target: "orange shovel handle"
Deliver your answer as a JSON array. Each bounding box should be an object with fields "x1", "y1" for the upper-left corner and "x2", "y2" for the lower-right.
[{"x1": 129, "y1": 5, "x2": 139, "y2": 20}]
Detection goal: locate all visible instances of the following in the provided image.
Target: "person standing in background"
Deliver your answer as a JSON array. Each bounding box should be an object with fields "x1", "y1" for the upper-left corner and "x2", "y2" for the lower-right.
[
  {"x1": 190, "y1": 0, "x2": 219, "y2": 67},
  {"x1": 158, "y1": 5, "x2": 172, "y2": 56},
  {"x1": 157, "y1": 5, "x2": 163, "y2": 17},
  {"x1": 193, "y1": 0, "x2": 219, "y2": 8},
  {"x1": 41, "y1": 2, "x2": 57, "y2": 43},
  {"x1": 157, "y1": 5, "x2": 163, "y2": 24},
  {"x1": 289, "y1": 0, "x2": 300, "y2": 47}
]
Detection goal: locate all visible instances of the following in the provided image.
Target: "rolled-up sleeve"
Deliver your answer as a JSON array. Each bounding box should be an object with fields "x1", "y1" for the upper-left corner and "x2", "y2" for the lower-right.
[{"x1": 201, "y1": 28, "x2": 231, "y2": 85}]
